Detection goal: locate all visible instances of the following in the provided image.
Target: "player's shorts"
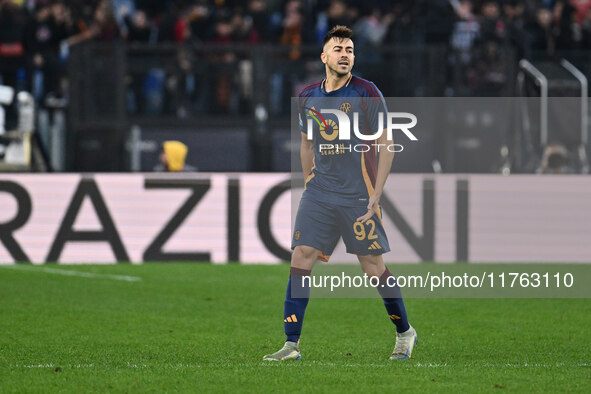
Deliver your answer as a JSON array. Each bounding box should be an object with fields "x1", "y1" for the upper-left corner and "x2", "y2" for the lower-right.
[{"x1": 291, "y1": 196, "x2": 390, "y2": 261}]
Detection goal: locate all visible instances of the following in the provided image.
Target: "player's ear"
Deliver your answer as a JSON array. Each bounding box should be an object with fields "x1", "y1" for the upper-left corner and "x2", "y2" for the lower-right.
[{"x1": 320, "y1": 51, "x2": 327, "y2": 64}]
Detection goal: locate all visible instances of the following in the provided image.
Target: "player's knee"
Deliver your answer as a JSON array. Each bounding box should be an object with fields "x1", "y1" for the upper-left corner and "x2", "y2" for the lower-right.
[
  {"x1": 292, "y1": 245, "x2": 318, "y2": 266},
  {"x1": 359, "y1": 255, "x2": 385, "y2": 277},
  {"x1": 362, "y1": 265, "x2": 382, "y2": 278}
]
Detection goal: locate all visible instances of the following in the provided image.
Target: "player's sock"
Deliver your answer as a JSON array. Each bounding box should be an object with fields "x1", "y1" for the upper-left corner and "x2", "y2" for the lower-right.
[
  {"x1": 377, "y1": 268, "x2": 410, "y2": 333},
  {"x1": 284, "y1": 267, "x2": 311, "y2": 343}
]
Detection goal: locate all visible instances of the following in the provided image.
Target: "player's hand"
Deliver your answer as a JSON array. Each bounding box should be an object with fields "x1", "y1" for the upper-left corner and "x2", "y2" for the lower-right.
[{"x1": 357, "y1": 193, "x2": 380, "y2": 223}]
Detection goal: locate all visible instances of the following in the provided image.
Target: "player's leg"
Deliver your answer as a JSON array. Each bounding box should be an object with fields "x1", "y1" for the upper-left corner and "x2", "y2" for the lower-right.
[
  {"x1": 262, "y1": 245, "x2": 317, "y2": 361},
  {"x1": 357, "y1": 253, "x2": 417, "y2": 360},
  {"x1": 357, "y1": 254, "x2": 410, "y2": 333},
  {"x1": 340, "y1": 206, "x2": 410, "y2": 331},
  {"x1": 340, "y1": 205, "x2": 417, "y2": 359},
  {"x1": 284, "y1": 246, "x2": 317, "y2": 345},
  {"x1": 263, "y1": 199, "x2": 340, "y2": 361}
]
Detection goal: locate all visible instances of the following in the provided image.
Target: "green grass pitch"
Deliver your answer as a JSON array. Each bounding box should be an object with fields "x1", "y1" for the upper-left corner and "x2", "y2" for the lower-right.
[{"x1": 0, "y1": 263, "x2": 589, "y2": 392}]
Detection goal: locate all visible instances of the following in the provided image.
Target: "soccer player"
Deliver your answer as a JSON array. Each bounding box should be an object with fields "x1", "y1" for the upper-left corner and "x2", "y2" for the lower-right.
[{"x1": 263, "y1": 25, "x2": 417, "y2": 361}]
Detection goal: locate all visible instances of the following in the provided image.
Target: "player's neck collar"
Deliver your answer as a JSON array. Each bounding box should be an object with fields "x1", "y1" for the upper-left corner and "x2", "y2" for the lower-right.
[{"x1": 322, "y1": 74, "x2": 353, "y2": 93}]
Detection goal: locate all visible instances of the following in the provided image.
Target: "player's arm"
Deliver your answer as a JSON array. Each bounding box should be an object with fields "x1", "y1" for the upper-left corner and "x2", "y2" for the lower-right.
[
  {"x1": 301, "y1": 132, "x2": 314, "y2": 178},
  {"x1": 357, "y1": 130, "x2": 393, "y2": 223},
  {"x1": 373, "y1": 129, "x2": 394, "y2": 197}
]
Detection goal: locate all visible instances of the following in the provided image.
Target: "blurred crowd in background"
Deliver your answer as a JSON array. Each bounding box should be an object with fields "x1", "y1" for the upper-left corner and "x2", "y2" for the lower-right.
[
  {"x1": 4, "y1": 0, "x2": 591, "y2": 50},
  {"x1": 2, "y1": 0, "x2": 591, "y2": 108},
  {"x1": 1, "y1": 0, "x2": 590, "y2": 173}
]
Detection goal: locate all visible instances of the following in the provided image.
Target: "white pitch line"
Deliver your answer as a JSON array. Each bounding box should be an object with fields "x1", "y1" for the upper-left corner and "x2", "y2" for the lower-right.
[
  {"x1": 0, "y1": 265, "x2": 141, "y2": 282},
  {"x1": 15, "y1": 362, "x2": 590, "y2": 369}
]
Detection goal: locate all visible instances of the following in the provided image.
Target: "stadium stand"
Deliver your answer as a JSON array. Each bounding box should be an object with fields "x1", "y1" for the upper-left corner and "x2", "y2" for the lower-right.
[{"x1": 0, "y1": 0, "x2": 590, "y2": 172}]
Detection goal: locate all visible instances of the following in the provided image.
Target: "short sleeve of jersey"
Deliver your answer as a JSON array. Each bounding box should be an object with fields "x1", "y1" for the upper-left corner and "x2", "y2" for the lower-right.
[
  {"x1": 365, "y1": 83, "x2": 388, "y2": 134},
  {"x1": 298, "y1": 97, "x2": 307, "y2": 134}
]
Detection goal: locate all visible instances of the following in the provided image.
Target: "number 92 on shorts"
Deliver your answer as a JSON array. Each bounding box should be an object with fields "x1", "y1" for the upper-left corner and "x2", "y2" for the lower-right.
[{"x1": 291, "y1": 197, "x2": 390, "y2": 260}]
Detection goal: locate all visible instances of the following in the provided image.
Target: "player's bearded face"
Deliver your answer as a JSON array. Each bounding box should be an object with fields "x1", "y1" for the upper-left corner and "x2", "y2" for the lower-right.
[{"x1": 322, "y1": 38, "x2": 355, "y2": 76}]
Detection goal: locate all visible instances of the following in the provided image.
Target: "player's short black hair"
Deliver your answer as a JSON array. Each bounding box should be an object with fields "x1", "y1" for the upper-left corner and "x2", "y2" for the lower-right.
[{"x1": 322, "y1": 25, "x2": 353, "y2": 48}]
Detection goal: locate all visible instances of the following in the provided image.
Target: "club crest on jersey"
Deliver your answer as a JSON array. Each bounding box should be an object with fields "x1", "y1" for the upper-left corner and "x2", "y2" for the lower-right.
[{"x1": 339, "y1": 102, "x2": 352, "y2": 114}]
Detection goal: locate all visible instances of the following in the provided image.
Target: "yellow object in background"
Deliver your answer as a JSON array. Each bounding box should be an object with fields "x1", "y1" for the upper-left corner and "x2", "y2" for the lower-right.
[{"x1": 163, "y1": 140, "x2": 188, "y2": 172}]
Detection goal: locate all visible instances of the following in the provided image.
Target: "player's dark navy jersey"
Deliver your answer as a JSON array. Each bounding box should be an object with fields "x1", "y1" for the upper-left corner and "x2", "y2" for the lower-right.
[{"x1": 298, "y1": 75, "x2": 388, "y2": 206}]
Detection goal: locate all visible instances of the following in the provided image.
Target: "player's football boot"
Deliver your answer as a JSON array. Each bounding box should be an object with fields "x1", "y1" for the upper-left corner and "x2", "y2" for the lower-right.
[
  {"x1": 390, "y1": 325, "x2": 417, "y2": 360},
  {"x1": 262, "y1": 341, "x2": 301, "y2": 361}
]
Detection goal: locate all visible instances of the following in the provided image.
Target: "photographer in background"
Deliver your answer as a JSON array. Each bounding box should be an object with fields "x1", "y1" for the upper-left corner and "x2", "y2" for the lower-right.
[{"x1": 539, "y1": 142, "x2": 574, "y2": 174}]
